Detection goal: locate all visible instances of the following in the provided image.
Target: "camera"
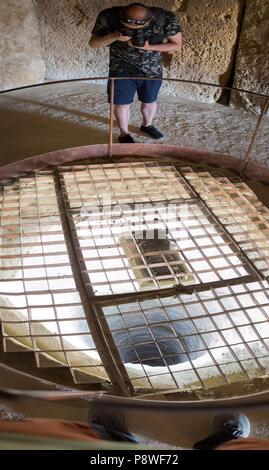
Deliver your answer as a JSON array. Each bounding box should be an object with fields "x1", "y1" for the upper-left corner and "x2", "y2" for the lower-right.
[{"x1": 120, "y1": 27, "x2": 147, "y2": 47}]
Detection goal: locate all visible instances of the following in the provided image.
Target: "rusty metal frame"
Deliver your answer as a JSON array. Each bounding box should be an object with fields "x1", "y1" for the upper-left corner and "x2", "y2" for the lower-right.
[
  {"x1": 53, "y1": 161, "x2": 268, "y2": 394},
  {"x1": 57, "y1": 161, "x2": 260, "y2": 294},
  {"x1": 0, "y1": 77, "x2": 269, "y2": 396},
  {"x1": 1, "y1": 162, "x2": 269, "y2": 395}
]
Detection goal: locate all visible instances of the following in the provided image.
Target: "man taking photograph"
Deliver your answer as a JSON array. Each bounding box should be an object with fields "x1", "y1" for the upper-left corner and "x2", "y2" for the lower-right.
[{"x1": 89, "y1": 3, "x2": 182, "y2": 143}]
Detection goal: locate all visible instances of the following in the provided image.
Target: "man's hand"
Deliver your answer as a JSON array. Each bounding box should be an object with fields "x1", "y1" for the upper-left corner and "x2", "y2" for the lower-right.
[
  {"x1": 113, "y1": 30, "x2": 132, "y2": 42},
  {"x1": 128, "y1": 34, "x2": 182, "y2": 52},
  {"x1": 89, "y1": 31, "x2": 132, "y2": 48}
]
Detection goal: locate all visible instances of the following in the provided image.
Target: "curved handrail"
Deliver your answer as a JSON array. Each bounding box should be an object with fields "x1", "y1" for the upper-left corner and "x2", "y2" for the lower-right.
[
  {"x1": 0, "y1": 76, "x2": 268, "y2": 98},
  {"x1": 1, "y1": 76, "x2": 268, "y2": 175}
]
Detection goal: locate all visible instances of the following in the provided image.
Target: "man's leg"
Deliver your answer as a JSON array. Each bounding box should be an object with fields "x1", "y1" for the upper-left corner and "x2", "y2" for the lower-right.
[
  {"x1": 141, "y1": 101, "x2": 157, "y2": 127},
  {"x1": 193, "y1": 413, "x2": 250, "y2": 450},
  {"x1": 140, "y1": 100, "x2": 164, "y2": 140},
  {"x1": 88, "y1": 401, "x2": 140, "y2": 444},
  {"x1": 114, "y1": 104, "x2": 131, "y2": 137},
  {"x1": 138, "y1": 77, "x2": 164, "y2": 140},
  {"x1": 107, "y1": 76, "x2": 136, "y2": 143}
]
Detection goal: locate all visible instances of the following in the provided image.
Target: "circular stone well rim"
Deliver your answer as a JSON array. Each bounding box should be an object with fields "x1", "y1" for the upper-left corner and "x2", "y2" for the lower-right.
[
  {"x1": 1, "y1": 144, "x2": 269, "y2": 404},
  {"x1": 1, "y1": 143, "x2": 269, "y2": 185}
]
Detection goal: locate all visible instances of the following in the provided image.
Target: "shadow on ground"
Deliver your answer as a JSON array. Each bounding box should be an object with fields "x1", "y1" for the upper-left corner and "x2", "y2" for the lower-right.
[{"x1": 0, "y1": 108, "x2": 110, "y2": 166}]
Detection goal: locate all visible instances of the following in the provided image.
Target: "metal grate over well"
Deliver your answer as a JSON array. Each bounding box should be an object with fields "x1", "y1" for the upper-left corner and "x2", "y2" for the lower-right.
[{"x1": 1, "y1": 161, "x2": 269, "y2": 395}]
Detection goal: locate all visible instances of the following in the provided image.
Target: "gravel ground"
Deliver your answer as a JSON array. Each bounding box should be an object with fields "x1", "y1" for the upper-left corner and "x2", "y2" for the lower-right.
[{"x1": 0, "y1": 81, "x2": 268, "y2": 168}]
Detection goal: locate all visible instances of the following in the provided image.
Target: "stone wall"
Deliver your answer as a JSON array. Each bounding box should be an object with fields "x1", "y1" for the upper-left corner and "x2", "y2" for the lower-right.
[
  {"x1": 0, "y1": 0, "x2": 45, "y2": 91},
  {"x1": 230, "y1": 0, "x2": 269, "y2": 113},
  {"x1": 167, "y1": 0, "x2": 244, "y2": 102},
  {"x1": 1, "y1": 0, "x2": 268, "y2": 111},
  {"x1": 32, "y1": 0, "x2": 244, "y2": 103},
  {"x1": 32, "y1": 0, "x2": 110, "y2": 80}
]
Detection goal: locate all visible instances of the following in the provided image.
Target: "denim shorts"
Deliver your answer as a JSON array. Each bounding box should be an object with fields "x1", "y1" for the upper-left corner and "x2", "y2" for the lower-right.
[{"x1": 107, "y1": 72, "x2": 162, "y2": 105}]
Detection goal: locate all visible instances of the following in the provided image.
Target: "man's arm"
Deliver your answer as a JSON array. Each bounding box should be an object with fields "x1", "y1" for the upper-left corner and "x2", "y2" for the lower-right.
[
  {"x1": 89, "y1": 33, "x2": 117, "y2": 48},
  {"x1": 89, "y1": 31, "x2": 132, "y2": 48},
  {"x1": 89, "y1": 8, "x2": 132, "y2": 49},
  {"x1": 131, "y1": 32, "x2": 182, "y2": 52}
]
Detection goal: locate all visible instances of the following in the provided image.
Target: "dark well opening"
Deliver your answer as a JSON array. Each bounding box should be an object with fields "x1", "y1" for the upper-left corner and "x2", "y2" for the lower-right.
[{"x1": 113, "y1": 323, "x2": 204, "y2": 367}]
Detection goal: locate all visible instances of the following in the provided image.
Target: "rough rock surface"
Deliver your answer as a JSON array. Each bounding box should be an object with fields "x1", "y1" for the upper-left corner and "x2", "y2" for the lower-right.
[
  {"x1": 230, "y1": 0, "x2": 269, "y2": 114},
  {"x1": 1, "y1": 1, "x2": 268, "y2": 108},
  {"x1": 32, "y1": 0, "x2": 112, "y2": 80},
  {"x1": 166, "y1": 0, "x2": 245, "y2": 102},
  {"x1": 0, "y1": 0, "x2": 45, "y2": 91},
  {"x1": 32, "y1": 0, "x2": 244, "y2": 103}
]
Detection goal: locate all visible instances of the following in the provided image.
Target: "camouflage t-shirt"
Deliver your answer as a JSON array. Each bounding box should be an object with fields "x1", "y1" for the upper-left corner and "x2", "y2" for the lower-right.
[{"x1": 91, "y1": 7, "x2": 181, "y2": 77}]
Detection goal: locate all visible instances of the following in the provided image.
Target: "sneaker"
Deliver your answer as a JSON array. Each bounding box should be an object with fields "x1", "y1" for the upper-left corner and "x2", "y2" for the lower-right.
[
  {"x1": 140, "y1": 124, "x2": 164, "y2": 140},
  {"x1": 88, "y1": 402, "x2": 139, "y2": 443},
  {"x1": 118, "y1": 134, "x2": 134, "y2": 143},
  {"x1": 193, "y1": 413, "x2": 250, "y2": 450}
]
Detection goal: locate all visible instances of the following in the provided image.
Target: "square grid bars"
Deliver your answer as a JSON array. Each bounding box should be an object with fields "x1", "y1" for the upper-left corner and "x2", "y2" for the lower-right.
[
  {"x1": 181, "y1": 168, "x2": 269, "y2": 278},
  {"x1": 98, "y1": 280, "x2": 269, "y2": 392},
  {"x1": 0, "y1": 171, "x2": 108, "y2": 384},
  {"x1": 59, "y1": 162, "x2": 256, "y2": 296},
  {"x1": 1, "y1": 161, "x2": 269, "y2": 394}
]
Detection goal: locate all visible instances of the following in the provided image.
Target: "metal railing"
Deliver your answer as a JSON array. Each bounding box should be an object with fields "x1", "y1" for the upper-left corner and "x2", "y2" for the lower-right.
[{"x1": 1, "y1": 76, "x2": 268, "y2": 176}]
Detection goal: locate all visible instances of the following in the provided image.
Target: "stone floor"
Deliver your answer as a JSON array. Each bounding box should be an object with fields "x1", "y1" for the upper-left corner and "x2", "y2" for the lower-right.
[{"x1": 0, "y1": 81, "x2": 268, "y2": 168}]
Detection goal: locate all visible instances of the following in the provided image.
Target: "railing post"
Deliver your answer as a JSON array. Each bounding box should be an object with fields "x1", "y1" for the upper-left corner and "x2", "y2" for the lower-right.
[
  {"x1": 109, "y1": 78, "x2": 115, "y2": 159},
  {"x1": 240, "y1": 96, "x2": 269, "y2": 178}
]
